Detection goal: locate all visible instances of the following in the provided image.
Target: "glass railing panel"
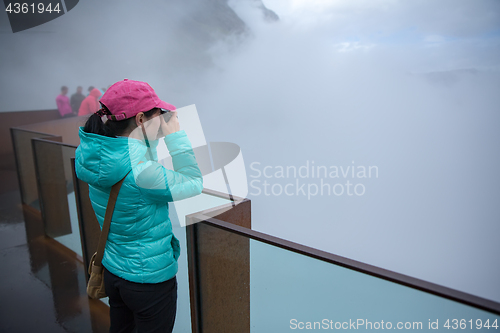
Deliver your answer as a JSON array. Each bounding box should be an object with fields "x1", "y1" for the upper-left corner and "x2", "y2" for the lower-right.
[
  {"x1": 32, "y1": 138, "x2": 80, "y2": 254},
  {"x1": 10, "y1": 128, "x2": 58, "y2": 209},
  {"x1": 171, "y1": 222, "x2": 192, "y2": 332},
  {"x1": 193, "y1": 221, "x2": 500, "y2": 333},
  {"x1": 250, "y1": 239, "x2": 500, "y2": 332}
]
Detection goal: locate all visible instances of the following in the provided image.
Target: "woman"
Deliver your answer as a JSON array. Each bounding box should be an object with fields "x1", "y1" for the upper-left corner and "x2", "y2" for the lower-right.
[{"x1": 75, "y1": 79, "x2": 203, "y2": 333}]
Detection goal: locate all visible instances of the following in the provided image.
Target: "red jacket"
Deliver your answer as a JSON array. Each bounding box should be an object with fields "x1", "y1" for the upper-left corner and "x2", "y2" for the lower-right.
[{"x1": 78, "y1": 88, "x2": 102, "y2": 116}]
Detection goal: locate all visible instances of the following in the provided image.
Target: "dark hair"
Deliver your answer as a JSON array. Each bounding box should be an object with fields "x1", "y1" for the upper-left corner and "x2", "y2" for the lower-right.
[
  {"x1": 61, "y1": 86, "x2": 68, "y2": 91},
  {"x1": 83, "y1": 104, "x2": 160, "y2": 138},
  {"x1": 88, "y1": 86, "x2": 95, "y2": 92}
]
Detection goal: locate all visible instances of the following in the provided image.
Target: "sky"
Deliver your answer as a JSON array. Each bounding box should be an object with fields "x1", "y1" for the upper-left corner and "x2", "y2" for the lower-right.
[{"x1": 1, "y1": 0, "x2": 500, "y2": 305}]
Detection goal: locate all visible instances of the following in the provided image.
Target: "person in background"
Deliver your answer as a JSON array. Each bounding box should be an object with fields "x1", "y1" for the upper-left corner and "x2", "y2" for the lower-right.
[
  {"x1": 70, "y1": 86, "x2": 85, "y2": 115},
  {"x1": 78, "y1": 88, "x2": 102, "y2": 116},
  {"x1": 87, "y1": 86, "x2": 95, "y2": 96},
  {"x1": 56, "y1": 86, "x2": 73, "y2": 118}
]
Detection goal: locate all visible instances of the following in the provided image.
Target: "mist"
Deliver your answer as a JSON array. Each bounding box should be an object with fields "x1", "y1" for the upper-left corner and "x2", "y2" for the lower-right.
[{"x1": 1, "y1": 0, "x2": 500, "y2": 303}]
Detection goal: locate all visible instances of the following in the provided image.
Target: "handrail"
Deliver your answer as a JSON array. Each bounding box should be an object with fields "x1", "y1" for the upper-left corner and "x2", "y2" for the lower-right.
[
  {"x1": 201, "y1": 188, "x2": 246, "y2": 202},
  {"x1": 189, "y1": 213, "x2": 500, "y2": 316},
  {"x1": 31, "y1": 137, "x2": 78, "y2": 149},
  {"x1": 10, "y1": 126, "x2": 61, "y2": 137}
]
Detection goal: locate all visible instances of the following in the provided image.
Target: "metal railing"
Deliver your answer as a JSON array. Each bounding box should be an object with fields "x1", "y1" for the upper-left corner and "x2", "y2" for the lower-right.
[{"x1": 11, "y1": 119, "x2": 500, "y2": 333}]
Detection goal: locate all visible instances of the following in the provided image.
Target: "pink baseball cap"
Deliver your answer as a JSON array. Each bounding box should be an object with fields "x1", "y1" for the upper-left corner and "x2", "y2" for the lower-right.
[{"x1": 99, "y1": 79, "x2": 176, "y2": 121}]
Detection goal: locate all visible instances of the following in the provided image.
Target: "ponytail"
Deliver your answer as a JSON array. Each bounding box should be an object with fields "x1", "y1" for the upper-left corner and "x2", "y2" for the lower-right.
[
  {"x1": 83, "y1": 113, "x2": 119, "y2": 137},
  {"x1": 82, "y1": 105, "x2": 160, "y2": 138}
]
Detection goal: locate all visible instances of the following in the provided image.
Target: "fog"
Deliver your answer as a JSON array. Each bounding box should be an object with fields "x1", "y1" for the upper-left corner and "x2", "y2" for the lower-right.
[
  {"x1": 197, "y1": 0, "x2": 500, "y2": 302},
  {"x1": 1, "y1": 0, "x2": 499, "y2": 302}
]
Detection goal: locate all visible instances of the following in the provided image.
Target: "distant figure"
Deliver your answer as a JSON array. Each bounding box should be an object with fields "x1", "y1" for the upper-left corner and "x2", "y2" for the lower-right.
[
  {"x1": 56, "y1": 86, "x2": 73, "y2": 117},
  {"x1": 70, "y1": 86, "x2": 85, "y2": 115},
  {"x1": 87, "y1": 86, "x2": 95, "y2": 96},
  {"x1": 78, "y1": 88, "x2": 102, "y2": 116}
]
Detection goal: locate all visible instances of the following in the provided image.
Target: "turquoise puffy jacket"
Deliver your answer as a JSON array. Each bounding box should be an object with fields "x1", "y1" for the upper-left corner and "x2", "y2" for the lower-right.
[{"x1": 75, "y1": 127, "x2": 203, "y2": 283}]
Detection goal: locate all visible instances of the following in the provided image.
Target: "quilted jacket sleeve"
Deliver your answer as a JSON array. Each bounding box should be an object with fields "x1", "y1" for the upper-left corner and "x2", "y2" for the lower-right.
[{"x1": 135, "y1": 130, "x2": 203, "y2": 203}]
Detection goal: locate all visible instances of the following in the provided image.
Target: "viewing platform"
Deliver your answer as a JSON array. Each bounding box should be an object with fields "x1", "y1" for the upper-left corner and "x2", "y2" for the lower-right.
[{"x1": 1, "y1": 110, "x2": 499, "y2": 332}]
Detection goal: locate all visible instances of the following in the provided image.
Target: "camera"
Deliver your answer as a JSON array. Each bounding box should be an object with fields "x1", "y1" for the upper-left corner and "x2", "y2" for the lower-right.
[{"x1": 161, "y1": 109, "x2": 174, "y2": 122}]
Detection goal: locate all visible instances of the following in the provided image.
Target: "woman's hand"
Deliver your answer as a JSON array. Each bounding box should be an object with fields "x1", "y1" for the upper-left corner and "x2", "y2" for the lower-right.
[{"x1": 159, "y1": 111, "x2": 180, "y2": 136}]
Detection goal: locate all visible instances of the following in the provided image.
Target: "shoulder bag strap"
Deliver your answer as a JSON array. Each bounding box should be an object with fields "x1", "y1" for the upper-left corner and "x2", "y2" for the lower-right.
[{"x1": 93, "y1": 170, "x2": 131, "y2": 267}]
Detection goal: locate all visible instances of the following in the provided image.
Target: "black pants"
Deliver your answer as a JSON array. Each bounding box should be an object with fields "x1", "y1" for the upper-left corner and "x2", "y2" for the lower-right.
[{"x1": 103, "y1": 267, "x2": 177, "y2": 333}]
